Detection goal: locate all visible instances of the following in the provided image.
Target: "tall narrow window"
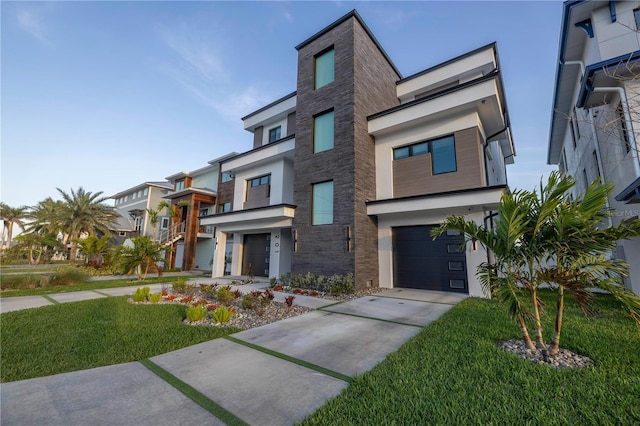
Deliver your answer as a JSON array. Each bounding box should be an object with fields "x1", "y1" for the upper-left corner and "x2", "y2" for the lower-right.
[
  {"x1": 175, "y1": 180, "x2": 185, "y2": 191},
  {"x1": 268, "y1": 126, "x2": 281, "y2": 143},
  {"x1": 635, "y1": 8, "x2": 640, "y2": 29},
  {"x1": 570, "y1": 118, "x2": 577, "y2": 149},
  {"x1": 314, "y1": 110, "x2": 334, "y2": 153},
  {"x1": 315, "y1": 48, "x2": 334, "y2": 89},
  {"x1": 617, "y1": 104, "x2": 631, "y2": 154},
  {"x1": 431, "y1": 136, "x2": 457, "y2": 174},
  {"x1": 312, "y1": 181, "x2": 333, "y2": 225},
  {"x1": 583, "y1": 169, "x2": 589, "y2": 190},
  {"x1": 592, "y1": 150, "x2": 601, "y2": 179},
  {"x1": 573, "y1": 107, "x2": 581, "y2": 139}
]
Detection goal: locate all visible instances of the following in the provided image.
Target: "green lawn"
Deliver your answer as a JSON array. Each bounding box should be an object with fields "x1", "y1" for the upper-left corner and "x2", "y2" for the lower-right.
[
  {"x1": 0, "y1": 296, "x2": 239, "y2": 383},
  {"x1": 302, "y1": 293, "x2": 640, "y2": 425},
  {"x1": 0, "y1": 275, "x2": 200, "y2": 298}
]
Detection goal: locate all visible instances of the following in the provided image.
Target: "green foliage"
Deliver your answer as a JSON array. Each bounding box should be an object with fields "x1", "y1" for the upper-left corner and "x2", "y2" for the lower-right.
[
  {"x1": 0, "y1": 297, "x2": 239, "y2": 382},
  {"x1": 50, "y1": 265, "x2": 90, "y2": 286},
  {"x1": 148, "y1": 293, "x2": 162, "y2": 303},
  {"x1": 171, "y1": 278, "x2": 187, "y2": 293},
  {"x1": 199, "y1": 284, "x2": 218, "y2": 298},
  {"x1": 241, "y1": 293, "x2": 257, "y2": 310},
  {"x1": 133, "y1": 287, "x2": 150, "y2": 302},
  {"x1": 114, "y1": 236, "x2": 166, "y2": 280},
  {"x1": 302, "y1": 295, "x2": 640, "y2": 425},
  {"x1": 185, "y1": 304, "x2": 207, "y2": 322},
  {"x1": 0, "y1": 274, "x2": 41, "y2": 290},
  {"x1": 211, "y1": 305, "x2": 235, "y2": 324},
  {"x1": 285, "y1": 272, "x2": 355, "y2": 295},
  {"x1": 241, "y1": 291, "x2": 272, "y2": 315},
  {"x1": 216, "y1": 286, "x2": 234, "y2": 303},
  {"x1": 433, "y1": 171, "x2": 640, "y2": 352},
  {"x1": 269, "y1": 277, "x2": 278, "y2": 287}
]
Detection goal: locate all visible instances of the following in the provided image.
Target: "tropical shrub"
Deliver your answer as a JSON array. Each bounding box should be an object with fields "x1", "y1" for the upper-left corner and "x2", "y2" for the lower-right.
[
  {"x1": 148, "y1": 293, "x2": 162, "y2": 303},
  {"x1": 185, "y1": 304, "x2": 207, "y2": 322},
  {"x1": 50, "y1": 266, "x2": 90, "y2": 286},
  {"x1": 211, "y1": 305, "x2": 236, "y2": 324},
  {"x1": 433, "y1": 172, "x2": 640, "y2": 354},
  {"x1": 133, "y1": 287, "x2": 150, "y2": 302},
  {"x1": 171, "y1": 278, "x2": 187, "y2": 293},
  {"x1": 216, "y1": 286, "x2": 234, "y2": 303},
  {"x1": 284, "y1": 295, "x2": 295, "y2": 307}
]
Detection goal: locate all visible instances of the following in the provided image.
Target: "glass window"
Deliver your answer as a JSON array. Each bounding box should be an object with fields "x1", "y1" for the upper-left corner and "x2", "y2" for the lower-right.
[
  {"x1": 431, "y1": 136, "x2": 456, "y2": 174},
  {"x1": 315, "y1": 48, "x2": 334, "y2": 89},
  {"x1": 393, "y1": 146, "x2": 409, "y2": 160},
  {"x1": 635, "y1": 8, "x2": 640, "y2": 29},
  {"x1": 269, "y1": 126, "x2": 281, "y2": 143},
  {"x1": 160, "y1": 217, "x2": 170, "y2": 229},
  {"x1": 221, "y1": 172, "x2": 233, "y2": 183},
  {"x1": 312, "y1": 181, "x2": 333, "y2": 225},
  {"x1": 314, "y1": 111, "x2": 334, "y2": 153},
  {"x1": 250, "y1": 175, "x2": 270, "y2": 187},
  {"x1": 199, "y1": 208, "x2": 209, "y2": 217},
  {"x1": 393, "y1": 142, "x2": 428, "y2": 160},
  {"x1": 143, "y1": 188, "x2": 148, "y2": 196},
  {"x1": 175, "y1": 180, "x2": 184, "y2": 191}
]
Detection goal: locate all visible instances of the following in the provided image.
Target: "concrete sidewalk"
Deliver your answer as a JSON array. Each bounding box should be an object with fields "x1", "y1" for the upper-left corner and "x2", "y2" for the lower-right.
[
  {"x1": 0, "y1": 277, "x2": 271, "y2": 314},
  {"x1": 1, "y1": 289, "x2": 466, "y2": 425}
]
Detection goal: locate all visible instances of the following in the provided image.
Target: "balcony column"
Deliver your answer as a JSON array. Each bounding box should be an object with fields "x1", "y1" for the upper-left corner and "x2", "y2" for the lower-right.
[{"x1": 211, "y1": 230, "x2": 227, "y2": 278}]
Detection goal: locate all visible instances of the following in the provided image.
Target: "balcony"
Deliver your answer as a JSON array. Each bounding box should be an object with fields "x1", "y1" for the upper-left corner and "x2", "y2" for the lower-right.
[{"x1": 198, "y1": 224, "x2": 214, "y2": 239}]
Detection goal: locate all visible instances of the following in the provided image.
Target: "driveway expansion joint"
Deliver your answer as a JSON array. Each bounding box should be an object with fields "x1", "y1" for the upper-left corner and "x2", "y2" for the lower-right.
[
  {"x1": 91, "y1": 290, "x2": 112, "y2": 297},
  {"x1": 224, "y1": 335, "x2": 352, "y2": 383},
  {"x1": 140, "y1": 358, "x2": 249, "y2": 426},
  {"x1": 373, "y1": 294, "x2": 461, "y2": 306},
  {"x1": 317, "y1": 308, "x2": 424, "y2": 328}
]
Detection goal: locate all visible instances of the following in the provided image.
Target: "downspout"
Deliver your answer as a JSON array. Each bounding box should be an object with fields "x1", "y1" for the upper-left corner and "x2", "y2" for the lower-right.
[{"x1": 591, "y1": 86, "x2": 640, "y2": 179}]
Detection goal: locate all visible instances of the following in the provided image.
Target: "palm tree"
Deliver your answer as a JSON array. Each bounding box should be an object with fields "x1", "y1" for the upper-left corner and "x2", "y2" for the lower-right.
[
  {"x1": 14, "y1": 231, "x2": 59, "y2": 264},
  {"x1": 76, "y1": 235, "x2": 112, "y2": 267},
  {"x1": 434, "y1": 171, "x2": 640, "y2": 354},
  {"x1": 56, "y1": 187, "x2": 120, "y2": 262},
  {"x1": 0, "y1": 203, "x2": 30, "y2": 250},
  {"x1": 114, "y1": 236, "x2": 166, "y2": 280}
]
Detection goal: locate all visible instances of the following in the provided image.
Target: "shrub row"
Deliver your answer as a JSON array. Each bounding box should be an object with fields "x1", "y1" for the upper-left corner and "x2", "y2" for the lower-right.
[
  {"x1": 1, "y1": 266, "x2": 91, "y2": 290},
  {"x1": 278, "y1": 272, "x2": 355, "y2": 295}
]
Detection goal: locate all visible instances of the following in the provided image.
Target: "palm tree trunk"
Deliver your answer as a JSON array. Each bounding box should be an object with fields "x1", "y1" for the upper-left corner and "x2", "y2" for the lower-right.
[
  {"x1": 548, "y1": 285, "x2": 565, "y2": 356},
  {"x1": 517, "y1": 312, "x2": 536, "y2": 350},
  {"x1": 532, "y1": 288, "x2": 545, "y2": 348}
]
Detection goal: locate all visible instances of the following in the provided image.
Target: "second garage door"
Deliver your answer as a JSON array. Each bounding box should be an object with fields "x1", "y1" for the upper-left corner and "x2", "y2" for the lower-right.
[{"x1": 393, "y1": 225, "x2": 467, "y2": 293}]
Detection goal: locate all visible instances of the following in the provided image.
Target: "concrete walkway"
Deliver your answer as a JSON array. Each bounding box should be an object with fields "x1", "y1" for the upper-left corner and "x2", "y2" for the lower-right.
[{"x1": 0, "y1": 286, "x2": 466, "y2": 426}]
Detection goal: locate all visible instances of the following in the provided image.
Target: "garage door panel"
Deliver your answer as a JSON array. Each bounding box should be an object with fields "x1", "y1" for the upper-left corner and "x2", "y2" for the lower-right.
[{"x1": 393, "y1": 225, "x2": 467, "y2": 293}]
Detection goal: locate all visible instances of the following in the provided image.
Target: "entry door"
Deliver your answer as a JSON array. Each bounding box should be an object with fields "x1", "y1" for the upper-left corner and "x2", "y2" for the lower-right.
[
  {"x1": 242, "y1": 234, "x2": 270, "y2": 277},
  {"x1": 393, "y1": 225, "x2": 467, "y2": 293}
]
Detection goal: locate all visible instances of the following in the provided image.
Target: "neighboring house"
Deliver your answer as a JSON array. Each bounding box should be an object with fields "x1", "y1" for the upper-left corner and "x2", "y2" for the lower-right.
[
  {"x1": 110, "y1": 182, "x2": 174, "y2": 245},
  {"x1": 164, "y1": 154, "x2": 237, "y2": 271},
  {"x1": 202, "y1": 10, "x2": 515, "y2": 296},
  {"x1": 548, "y1": 0, "x2": 640, "y2": 295}
]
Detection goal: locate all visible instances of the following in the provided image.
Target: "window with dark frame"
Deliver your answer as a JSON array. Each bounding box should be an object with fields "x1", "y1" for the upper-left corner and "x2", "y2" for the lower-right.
[
  {"x1": 617, "y1": 103, "x2": 631, "y2": 154},
  {"x1": 221, "y1": 172, "x2": 233, "y2": 183},
  {"x1": 315, "y1": 47, "x2": 335, "y2": 89},
  {"x1": 393, "y1": 135, "x2": 457, "y2": 175},
  {"x1": 313, "y1": 110, "x2": 334, "y2": 153},
  {"x1": 592, "y1": 150, "x2": 601, "y2": 179},
  {"x1": 217, "y1": 202, "x2": 231, "y2": 213},
  {"x1": 175, "y1": 180, "x2": 185, "y2": 191},
  {"x1": 268, "y1": 126, "x2": 281, "y2": 143},
  {"x1": 570, "y1": 118, "x2": 577, "y2": 149},
  {"x1": 311, "y1": 181, "x2": 333, "y2": 225},
  {"x1": 635, "y1": 8, "x2": 640, "y2": 29}
]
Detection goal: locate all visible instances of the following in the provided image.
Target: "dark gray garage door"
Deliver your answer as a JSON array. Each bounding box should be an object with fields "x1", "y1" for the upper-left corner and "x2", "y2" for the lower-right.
[{"x1": 393, "y1": 225, "x2": 467, "y2": 293}]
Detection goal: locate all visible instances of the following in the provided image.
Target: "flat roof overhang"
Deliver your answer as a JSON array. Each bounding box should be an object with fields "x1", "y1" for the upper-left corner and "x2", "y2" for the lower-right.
[
  {"x1": 367, "y1": 185, "x2": 507, "y2": 218},
  {"x1": 615, "y1": 176, "x2": 640, "y2": 204},
  {"x1": 368, "y1": 74, "x2": 514, "y2": 163},
  {"x1": 200, "y1": 204, "x2": 296, "y2": 232},
  {"x1": 221, "y1": 136, "x2": 295, "y2": 174}
]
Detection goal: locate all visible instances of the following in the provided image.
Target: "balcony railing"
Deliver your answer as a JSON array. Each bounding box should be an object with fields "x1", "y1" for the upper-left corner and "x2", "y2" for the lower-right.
[{"x1": 154, "y1": 221, "x2": 186, "y2": 246}]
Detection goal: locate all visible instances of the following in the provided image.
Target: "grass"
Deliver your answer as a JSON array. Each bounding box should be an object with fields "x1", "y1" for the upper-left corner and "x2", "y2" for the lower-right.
[
  {"x1": 0, "y1": 296, "x2": 239, "y2": 383},
  {"x1": 301, "y1": 292, "x2": 640, "y2": 425},
  {"x1": 0, "y1": 275, "x2": 200, "y2": 298}
]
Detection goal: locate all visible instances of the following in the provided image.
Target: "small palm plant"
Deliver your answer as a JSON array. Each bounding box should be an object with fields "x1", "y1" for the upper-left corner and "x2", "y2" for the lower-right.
[
  {"x1": 114, "y1": 236, "x2": 166, "y2": 280},
  {"x1": 433, "y1": 171, "x2": 640, "y2": 354}
]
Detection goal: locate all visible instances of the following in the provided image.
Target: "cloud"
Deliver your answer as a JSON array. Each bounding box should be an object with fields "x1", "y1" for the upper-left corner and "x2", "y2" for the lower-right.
[
  {"x1": 157, "y1": 21, "x2": 271, "y2": 121},
  {"x1": 16, "y1": 8, "x2": 53, "y2": 46}
]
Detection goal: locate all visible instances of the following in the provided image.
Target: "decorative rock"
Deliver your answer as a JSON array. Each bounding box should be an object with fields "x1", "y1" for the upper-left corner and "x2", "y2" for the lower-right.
[{"x1": 498, "y1": 340, "x2": 594, "y2": 369}]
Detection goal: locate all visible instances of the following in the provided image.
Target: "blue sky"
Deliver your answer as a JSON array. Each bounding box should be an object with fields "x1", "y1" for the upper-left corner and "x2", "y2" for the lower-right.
[{"x1": 2, "y1": 1, "x2": 561, "y2": 209}]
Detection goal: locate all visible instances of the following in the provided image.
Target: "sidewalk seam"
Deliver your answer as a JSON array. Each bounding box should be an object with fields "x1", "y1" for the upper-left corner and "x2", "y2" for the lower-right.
[
  {"x1": 140, "y1": 358, "x2": 249, "y2": 426},
  {"x1": 41, "y1": 295, "x2": 60, "y2": 305},
  {"x1": 317, "y1": 308, "x2": 423, "y2": 328},
  {"x1": 224, "y1": 335, "x2": 352, "y2": 383},
  {"x1": 91, "y1": 290, "x2": 112, "y2": 297},
  {"x1": 373, "y1": 294, "x2": 461, "y2": 306}
]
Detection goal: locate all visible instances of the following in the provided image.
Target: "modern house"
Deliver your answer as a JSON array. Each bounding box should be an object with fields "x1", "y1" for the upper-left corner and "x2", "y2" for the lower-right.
[
  {"x1": 548, "y1": 0, "x2": 640, "y2": 295},
  {"x1": 201, "y1": 10, "x2": 515, "y2": 296},
  {"x1": 110, "y1": 181, "x2": 174, "y2": 244},
  {"x1": 164, "y1": 154, "x2": 237, "y2": 271}
]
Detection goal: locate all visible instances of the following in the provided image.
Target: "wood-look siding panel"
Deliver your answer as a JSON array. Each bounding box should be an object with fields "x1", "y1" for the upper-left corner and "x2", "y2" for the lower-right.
[
  {"x1": 244, "y1": 185, "x2": 270, "y2": 209},
  {"x1": 253, "y1": 126, "x2": 263, "y2": 149},
  {"x1": 287, "y1": 112, "x2": 296, "y2": 136},
  {"x1": 392, "y1": 127, "x2": 485, "y2": 198}
]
